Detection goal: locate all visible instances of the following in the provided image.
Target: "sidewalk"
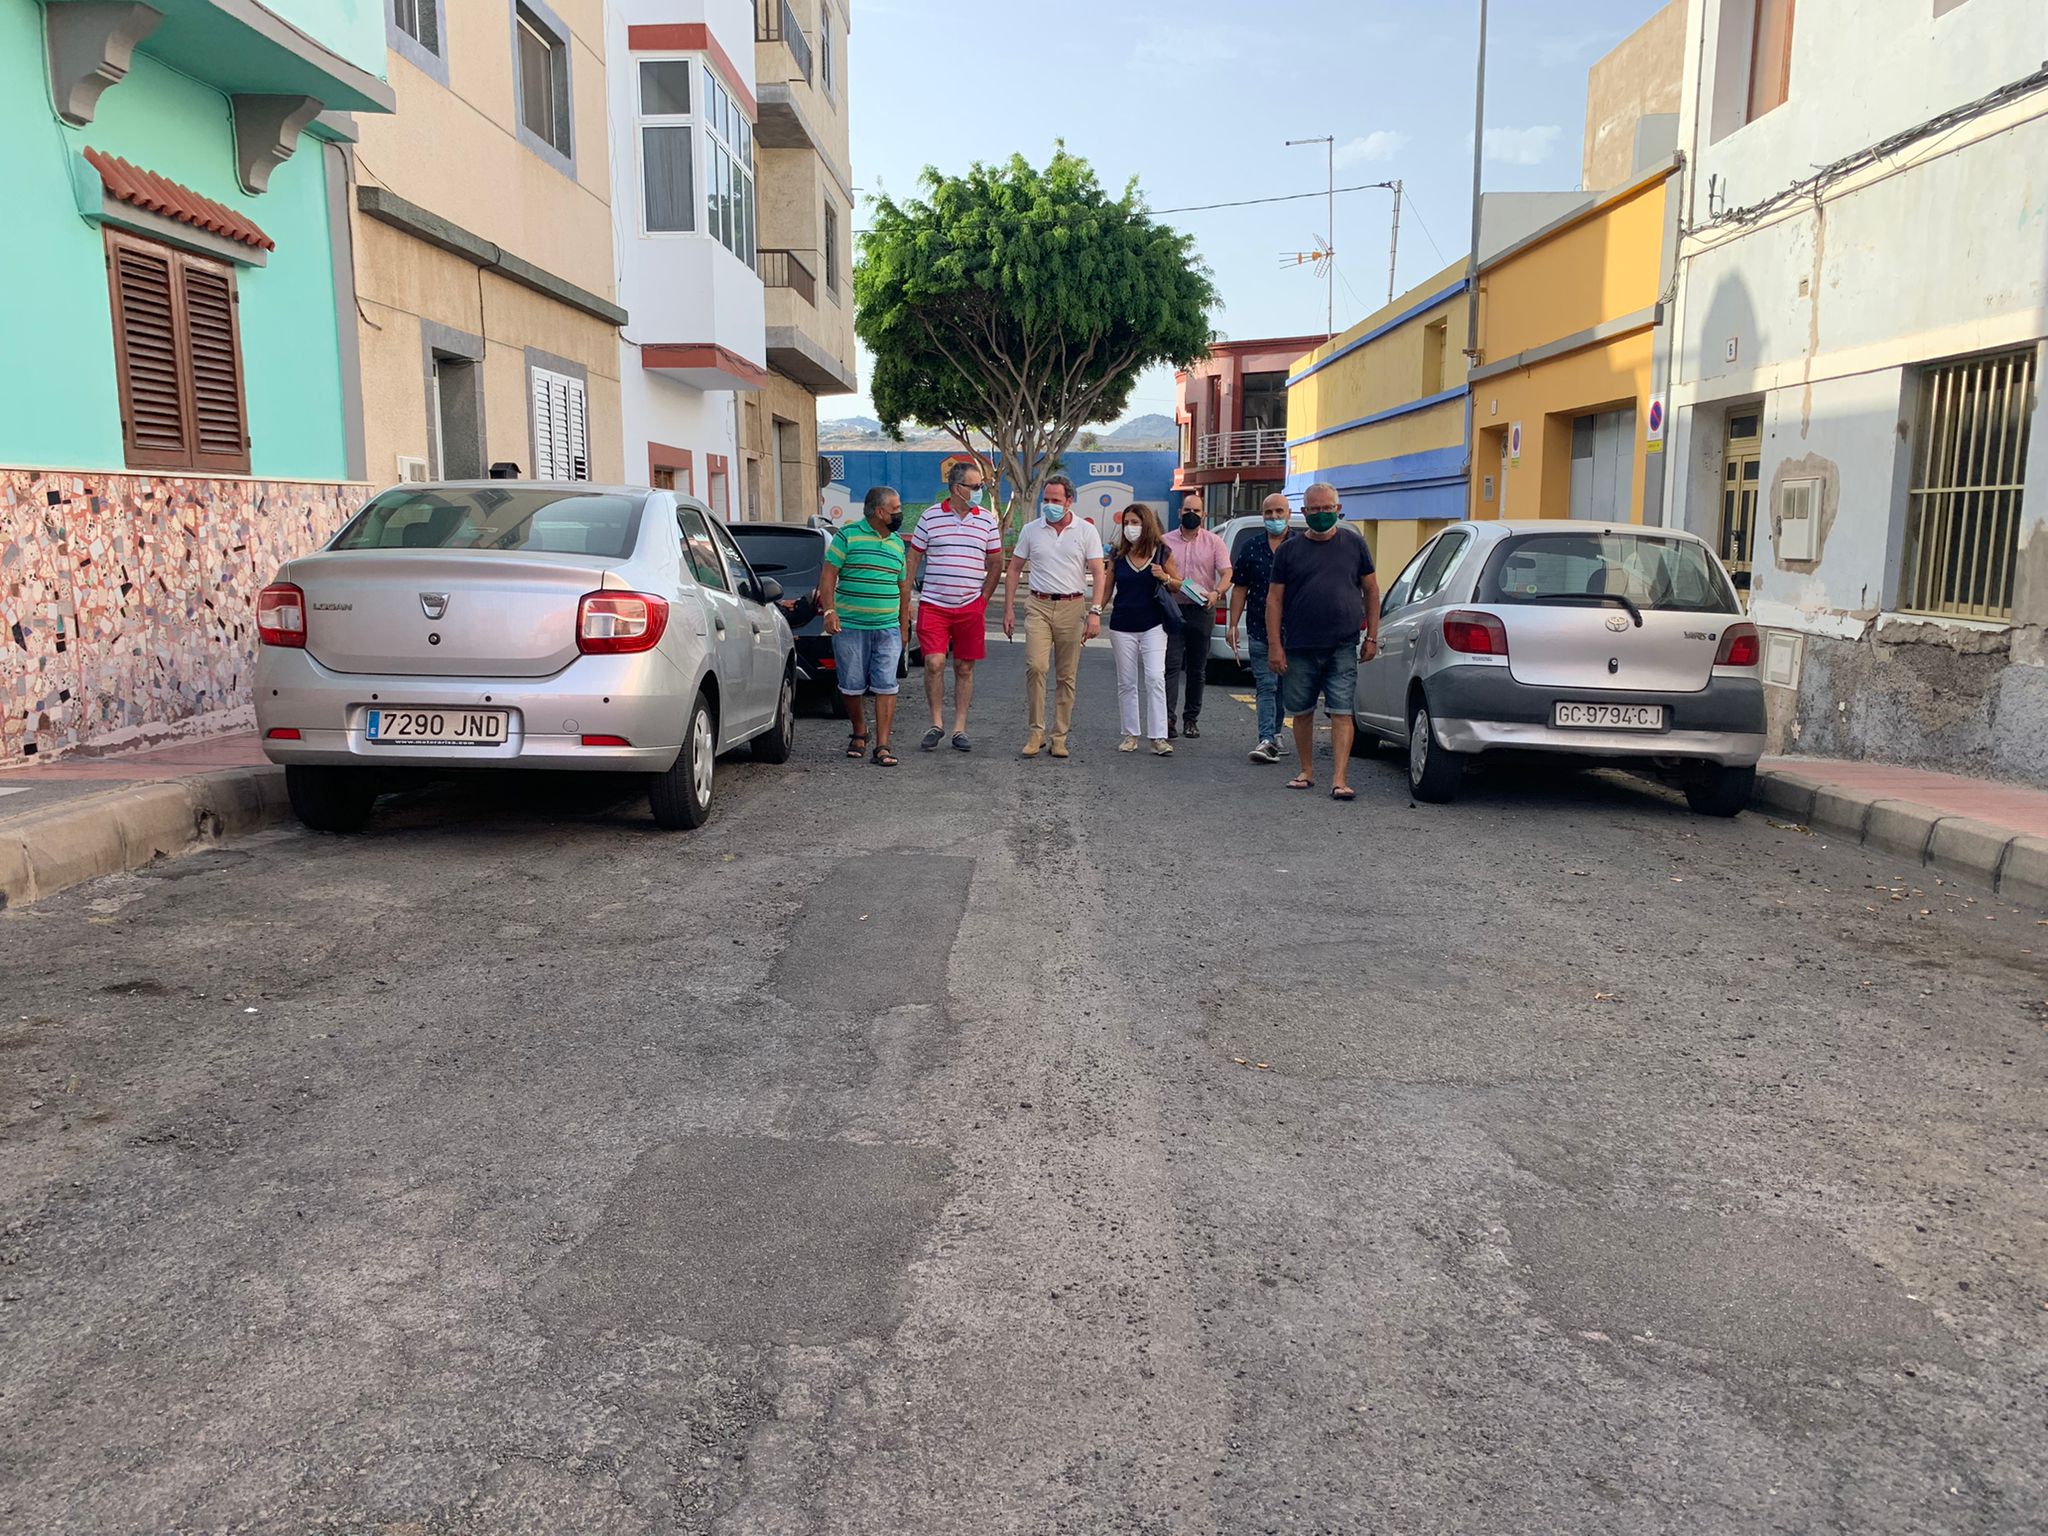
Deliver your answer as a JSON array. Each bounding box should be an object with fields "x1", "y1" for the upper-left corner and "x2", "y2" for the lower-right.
[
  {"x1": 0, "y1": 733, "x2": 287, "y2": 912},
  {"x1": 1756, "y1": 755, "x2": 2048, "y2": 907}
]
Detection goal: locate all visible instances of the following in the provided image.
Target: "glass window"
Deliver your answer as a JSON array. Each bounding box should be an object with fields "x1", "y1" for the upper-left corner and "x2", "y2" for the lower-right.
[
  {"x1": 709, "y1": 517, "x2": 755, "y2": 591},
  {"x1": 699, "y1": 73, "x2": 755, "y2": 266},
  {"x1": 1479, "y1": 532, "x2": 1740, "y2": 614},
  {"x1": 639, "y1": 58, "x2": 689, "y2": 114},
  {"x1": 677, "y1": 506, "x2": 730, "y2": 591},
  {"x1": 823, "y1": 200, "x2": 840, "y2": 294},
  {"x1": 332, "y1": 489, "x2": 642, "y2": 557},
  {"x1": 515, "y1": 6, "x2": 570, "y2": 156},
  {"x1": 393, "y1": 0, "x2": 438, "y2": 52},
  {"x1": 1381, "y1": 544, "x2": 1430, "y2": 616},
  {"x1": 1411, "y1": 530, "x2": 1470, "y2": 603}
]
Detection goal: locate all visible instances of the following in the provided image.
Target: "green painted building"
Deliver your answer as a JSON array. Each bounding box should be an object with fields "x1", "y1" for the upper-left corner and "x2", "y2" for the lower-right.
[{"x1": 1, "y1": 0, "x2": 394, "y2": 763}]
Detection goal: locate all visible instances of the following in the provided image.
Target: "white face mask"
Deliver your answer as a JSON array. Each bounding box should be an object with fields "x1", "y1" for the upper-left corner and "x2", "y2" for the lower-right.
[{"x1": 1122, "y1": 524, "x2": 1142, "y2": 543}]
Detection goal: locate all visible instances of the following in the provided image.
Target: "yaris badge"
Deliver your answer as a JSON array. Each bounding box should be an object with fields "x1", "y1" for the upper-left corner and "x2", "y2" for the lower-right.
[{"x1": 420, "y1": 592, "x2": 450, "y2": 620}]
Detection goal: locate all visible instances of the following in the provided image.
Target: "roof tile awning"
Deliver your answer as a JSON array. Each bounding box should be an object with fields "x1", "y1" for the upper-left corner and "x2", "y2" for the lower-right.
[{"x1": 84, "y1": 147, "x2": 275, "y2": 253}]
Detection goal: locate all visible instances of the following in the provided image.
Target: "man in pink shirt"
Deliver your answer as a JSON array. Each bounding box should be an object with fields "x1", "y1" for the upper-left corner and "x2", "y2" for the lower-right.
[
  {"x1": 908, "y1": 460, "x2": 1005, "y2": 751},
  {"x1": 1159, "y1": 493, "x2": 1232, "y2": 739}
]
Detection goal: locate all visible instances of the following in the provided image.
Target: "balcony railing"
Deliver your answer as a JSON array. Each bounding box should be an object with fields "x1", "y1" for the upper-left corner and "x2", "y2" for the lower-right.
[
  {"x1": 759, "y1": 247, "x2": 817, "y2": 305},
  {"x1": 1195, "y1": 428, "x2": 1287, "y2": 470},
  {"x1": 756, "y1": 0, "x2": 813, "y2": 82}
]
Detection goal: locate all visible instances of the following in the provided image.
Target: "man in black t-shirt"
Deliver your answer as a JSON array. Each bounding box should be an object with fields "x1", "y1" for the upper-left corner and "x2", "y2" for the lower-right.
[{"x1": 1266, "y1": 483, "x2": 1380, "y2": 800}]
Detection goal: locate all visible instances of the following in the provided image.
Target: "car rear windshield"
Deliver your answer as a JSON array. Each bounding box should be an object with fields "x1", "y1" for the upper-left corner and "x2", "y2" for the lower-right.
[
  {"x1": 330, "y1": 489, "x2": 644, "y2": 558},
  {"x1": 1478, "y1": 532, "x2": 1739, "y2": 614},
  {"x1": 728, "y1": 527, "x2": 825, "y2": 586}
]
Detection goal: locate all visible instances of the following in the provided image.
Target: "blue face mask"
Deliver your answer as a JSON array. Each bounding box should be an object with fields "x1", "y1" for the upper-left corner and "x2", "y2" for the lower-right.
[
  {"x1": 1040, "y1": 501, "x2": 1066, "y2": 523},
  {"x1": 1263, "y1": 517, "x2": 1288, "y2": 535},
  {"x1": 961, "y1": 487, "x2": 983, "y2": 508}
]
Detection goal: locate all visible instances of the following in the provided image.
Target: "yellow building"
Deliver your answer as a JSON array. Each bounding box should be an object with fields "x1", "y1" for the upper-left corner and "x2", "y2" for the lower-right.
[
  {"x1": 350, "y1": 0, "x2": 626, "y2": 486},
  {"x1": 1285, "y1": 258, "x2": 1472, "y2": 572},
  {"x1": 1468, "y1": 159, "x2": 1679, "y2": 525}
]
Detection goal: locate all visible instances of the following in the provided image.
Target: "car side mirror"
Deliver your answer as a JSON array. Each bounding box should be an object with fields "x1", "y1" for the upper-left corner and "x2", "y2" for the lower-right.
[{"x1": 754, "y1": 576, "x2": 784, "y2": 603}]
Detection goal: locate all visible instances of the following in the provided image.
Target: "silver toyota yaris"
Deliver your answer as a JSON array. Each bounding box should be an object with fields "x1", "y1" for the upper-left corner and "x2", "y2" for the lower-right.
[
  {"x1": 1355, "y1": 520, "x2": 1767, "y2": 815},
  {"x1": 254, "y1": 482, "x2": 794, "y2": 833}
]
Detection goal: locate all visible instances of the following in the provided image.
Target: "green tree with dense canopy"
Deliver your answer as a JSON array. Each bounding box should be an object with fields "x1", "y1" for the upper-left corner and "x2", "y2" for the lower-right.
[{"x1": 854, "y1": 148, "x2": 1216, "y2": 529}]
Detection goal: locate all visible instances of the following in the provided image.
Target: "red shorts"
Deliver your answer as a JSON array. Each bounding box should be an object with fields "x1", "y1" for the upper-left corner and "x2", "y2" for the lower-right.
[{"x1": 916, "y1": 597, "x2": 988, "y2": 661}]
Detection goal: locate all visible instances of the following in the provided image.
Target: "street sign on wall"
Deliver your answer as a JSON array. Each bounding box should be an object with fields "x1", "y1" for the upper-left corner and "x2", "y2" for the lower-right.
[
  {"x1": 1508, "y1": 421, "x2": 1523, "y2": 468},
  {"x1": 1646, "y1": 396, "x2": 1666, "y2": 454}
]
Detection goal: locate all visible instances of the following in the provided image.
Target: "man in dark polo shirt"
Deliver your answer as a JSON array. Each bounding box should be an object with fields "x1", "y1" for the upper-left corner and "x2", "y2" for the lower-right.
[{"x1": 1266, "y1": 482, "x2": 1379, "y2": 800}]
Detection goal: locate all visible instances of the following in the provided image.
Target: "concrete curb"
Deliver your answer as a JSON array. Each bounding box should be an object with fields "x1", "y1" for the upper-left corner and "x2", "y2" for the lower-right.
[
  {"x1": 0, "y1": 767, "x2": 291, "y2": 913},
  {"x1": 1753, "y1": 767, "x2": 2048, "y2": 909}
]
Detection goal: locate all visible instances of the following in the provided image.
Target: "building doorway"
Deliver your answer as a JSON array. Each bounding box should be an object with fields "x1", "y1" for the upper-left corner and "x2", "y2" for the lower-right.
[
  {"x1": 1721, "y1": 411, "x2": 1761, "y2": 601},
  {"x1": 1568, "y1": 407, "x2": 1637, "y2": 520}
]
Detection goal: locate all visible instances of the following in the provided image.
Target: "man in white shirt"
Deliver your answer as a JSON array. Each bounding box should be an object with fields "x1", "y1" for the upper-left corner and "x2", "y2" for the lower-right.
[
  {"x1": 1001, "y1": 474, "x2": 1106, "y2": 758},
  {"x1": 908, "y1": 460, "x2": 1005, "y2": 752}
]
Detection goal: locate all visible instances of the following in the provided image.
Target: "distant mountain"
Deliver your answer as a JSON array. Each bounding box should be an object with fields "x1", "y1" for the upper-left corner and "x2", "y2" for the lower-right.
[{"x1": 1098, "y1": 413, "x2": 1176, "y2": 447}]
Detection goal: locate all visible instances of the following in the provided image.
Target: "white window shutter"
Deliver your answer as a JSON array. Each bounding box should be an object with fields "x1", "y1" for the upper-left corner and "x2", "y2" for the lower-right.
[{"x1": 566, "y1": 375, "x2": 589, "y2": 480}]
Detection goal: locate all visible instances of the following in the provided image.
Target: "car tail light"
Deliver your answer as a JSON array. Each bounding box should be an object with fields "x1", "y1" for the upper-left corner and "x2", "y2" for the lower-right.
[
  {"x1": 265, "y1": 727, "x2": 301, "y2": 740},
  {"x1": 1715, "y1": 622, "x2": 1760, "y2": 667},
  {"x1": 577, "y1": 591, "x2": 669, "y2": 654},
  {"x1": 819, "y1": 654, "x2": 836, "y2": 670},
  {"x1": 1442, "y1": 609, "x2": 1509, "y2": 657},
  {"x1": 256, "y1": 583, "x2": 307, "y2": 648},
  {"x1": 580, "y1": 734, "x2": 631, "y2": 747}
]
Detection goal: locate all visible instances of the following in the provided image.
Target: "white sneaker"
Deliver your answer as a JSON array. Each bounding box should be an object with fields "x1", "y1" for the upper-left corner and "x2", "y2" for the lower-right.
[
  {"x1": 1248, "y1": 739, "x2": 1280, "y2": 763},
  {"x1": 1151, "y1": 739, "x2": 1174, "y2": 756},
  {"x1": 1119, "y1": 735, "x2": 1140, "y2": 752}
]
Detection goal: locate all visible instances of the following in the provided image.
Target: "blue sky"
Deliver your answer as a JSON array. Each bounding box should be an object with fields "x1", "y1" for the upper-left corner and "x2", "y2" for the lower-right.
[{"x1": 831, "y1": 0, "x2": 1667, "y2": 426}]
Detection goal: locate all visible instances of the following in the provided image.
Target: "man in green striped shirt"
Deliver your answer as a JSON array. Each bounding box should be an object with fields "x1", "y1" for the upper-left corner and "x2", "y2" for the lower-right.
[{"x1": 821, "y1": 486, "x2": 913, "y2": 766}]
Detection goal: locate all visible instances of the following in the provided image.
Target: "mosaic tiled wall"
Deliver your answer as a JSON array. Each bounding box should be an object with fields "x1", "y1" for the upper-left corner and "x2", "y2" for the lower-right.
[{"x1": 1, "y1": 471, "x2": 364, "y2": 764}]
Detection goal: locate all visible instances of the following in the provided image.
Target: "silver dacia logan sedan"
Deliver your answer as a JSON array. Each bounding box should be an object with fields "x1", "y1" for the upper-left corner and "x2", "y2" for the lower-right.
[{"x1": 254, "y1": 483, "x2": 795, "y2": 833}]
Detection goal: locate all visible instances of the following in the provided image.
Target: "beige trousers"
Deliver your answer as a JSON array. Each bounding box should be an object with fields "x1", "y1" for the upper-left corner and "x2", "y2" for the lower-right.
[{"x1": 1023, "y1": 595, "x2": 1088, "y2": 739}]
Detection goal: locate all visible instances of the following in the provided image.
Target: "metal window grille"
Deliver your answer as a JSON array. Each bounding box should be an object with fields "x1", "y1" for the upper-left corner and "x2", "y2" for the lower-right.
[{"x1": 1901, "y1": 348, "x2": 2036, "y2": 621}]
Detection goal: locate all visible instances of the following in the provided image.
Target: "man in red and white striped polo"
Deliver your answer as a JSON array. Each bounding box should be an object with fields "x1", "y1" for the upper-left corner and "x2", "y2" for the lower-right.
[{"x1": 908, "y1": 460, "x2": 1005, "y2": 752}]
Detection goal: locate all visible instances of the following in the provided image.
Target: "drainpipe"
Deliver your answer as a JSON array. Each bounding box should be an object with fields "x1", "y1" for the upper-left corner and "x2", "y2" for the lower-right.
[{"x1": 1463, "y1": 0, "x2": 1489, "y2": 487}]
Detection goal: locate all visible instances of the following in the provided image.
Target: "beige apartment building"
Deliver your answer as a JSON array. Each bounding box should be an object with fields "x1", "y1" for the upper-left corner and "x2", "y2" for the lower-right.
[
  {"x1": 747, "y1": 0, "x2": 857, "y2": 520},
  {"x1": 349, "y1": 0, "x2": 626, "y2": 486}
]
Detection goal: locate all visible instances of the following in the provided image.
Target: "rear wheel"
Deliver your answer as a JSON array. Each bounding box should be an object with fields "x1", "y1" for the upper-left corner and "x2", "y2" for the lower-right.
[
  {"x1": 285, "y1": 765, "x2": 378, "y2": 834},
  {"x1": 751, "y1": 668, "x2": 796, "y2": 763},
  {"x1": 1407, "y1": 699, "x2": 1465, "y2": 803},
  {"x1": 1684, "y1": 762, "x2": 1756, "y2": 818},
  {"x1": 651, "y1": 692, "x2": 716, "y2": 830}
]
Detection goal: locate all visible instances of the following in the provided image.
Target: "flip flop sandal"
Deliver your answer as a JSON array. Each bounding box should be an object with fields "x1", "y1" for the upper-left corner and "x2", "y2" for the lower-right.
[
  {"x1": 1330, "y1": 786, "x2": 1357, "y2": 801},
  {"x1": 920, "y1": 727, "x2": 945, "y2": 751},
  {"x1": 846, "y1": 735, "x2": 869, "y2": 759},
  {"x1": 871, "y1": 744, "x2": 900, "y2": 767},
  {"x1": 951, "y1": 732, "x2": 973, "y2": 752},
  {"x1": 1286, "y1": 775, "x2": 1316, "y2": 791}
]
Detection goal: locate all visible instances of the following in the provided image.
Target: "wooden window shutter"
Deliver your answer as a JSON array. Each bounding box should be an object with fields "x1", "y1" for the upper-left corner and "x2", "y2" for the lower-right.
[
  {"x1": 180, "y1": 258, "x2": 250, "y2": 473},
  {"x1": 107, "y1": 234, "x2": 190, "y2": 468},
  {"x1": 105, "y1": 229, "x2": 250, "y2": 475}
]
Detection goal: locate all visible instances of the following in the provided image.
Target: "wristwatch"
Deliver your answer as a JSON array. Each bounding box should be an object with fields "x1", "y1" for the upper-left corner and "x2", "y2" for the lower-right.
[{"x1": 1087, "y1": 604, "x2": 1103, "y2": 615}]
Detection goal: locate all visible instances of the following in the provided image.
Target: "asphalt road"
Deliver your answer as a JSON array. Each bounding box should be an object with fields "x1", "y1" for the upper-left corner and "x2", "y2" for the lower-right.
[{"x1": 3, "y1": 644, "x2": 2045, "y2": 1535}]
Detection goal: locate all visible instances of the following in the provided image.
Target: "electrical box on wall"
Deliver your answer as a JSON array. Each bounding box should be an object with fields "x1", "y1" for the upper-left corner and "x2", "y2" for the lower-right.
[
  {"x1": 1481, "y1": 475, "x2": 1496, "y2": 502},
  {"x1": 1725, "y1": 337, "x2": 1739, "y2": 364},
  {"x1": 1778, "y1": 478, "x2": 1820, "y2": 561},
  {"x1": 396, "y1": 455, "x2": 429, "y2": 483},
  {"x1": 1763, "y1": 630, "x2": 1804, "y2": 691}
]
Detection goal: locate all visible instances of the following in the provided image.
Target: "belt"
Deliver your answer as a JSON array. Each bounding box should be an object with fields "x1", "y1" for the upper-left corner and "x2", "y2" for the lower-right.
[{"x1": 1033, "y1": 592, "x2": 1086, "y2": 601}]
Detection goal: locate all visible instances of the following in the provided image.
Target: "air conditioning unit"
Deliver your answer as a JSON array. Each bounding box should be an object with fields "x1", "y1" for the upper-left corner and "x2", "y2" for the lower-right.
[
  {"x1": 395, "y1": 454, "x2": 430, "y2": 483},
  {"x1": 1778, "y1": 478, "x2": 1820, "y2": 561}
]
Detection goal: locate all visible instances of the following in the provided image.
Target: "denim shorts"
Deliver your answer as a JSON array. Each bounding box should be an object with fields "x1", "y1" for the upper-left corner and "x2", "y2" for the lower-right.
[
  {"x1": 1280, "y1": 644, "x2": 1358, "y2": 717},
  {"x1": 832, "y1": 625, "x2": 902, "y2": 695}
]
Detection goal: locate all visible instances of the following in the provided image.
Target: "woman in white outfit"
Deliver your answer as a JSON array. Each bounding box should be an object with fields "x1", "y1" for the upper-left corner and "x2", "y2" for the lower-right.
[{"x1": 1101, "y1": 503, "x2": 1182, "y2": 755}]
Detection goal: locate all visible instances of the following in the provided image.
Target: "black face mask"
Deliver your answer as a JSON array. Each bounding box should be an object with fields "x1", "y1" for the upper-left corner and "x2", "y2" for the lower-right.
[
  {"x1": 1180, "y1": 512, "x2": 1202, "y2": 531},
  {"x1": 885, "y1": 512, "x2": 904, "y2": 532}
]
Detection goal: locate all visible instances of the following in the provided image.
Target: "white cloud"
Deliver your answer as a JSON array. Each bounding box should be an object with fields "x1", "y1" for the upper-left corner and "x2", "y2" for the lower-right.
[
  {"x1": 1476, "y1": 125, "x2": 1564, "y2": 166},
  {"x1": 1334, "y1": 131, "x2": 1409, "y2": 169}
]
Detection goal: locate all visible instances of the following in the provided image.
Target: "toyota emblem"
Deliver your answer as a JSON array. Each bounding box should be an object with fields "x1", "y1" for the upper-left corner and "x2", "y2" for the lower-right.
[{"x1": 1604, "y1": 613, "x2": 1630, "y2": 632}]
